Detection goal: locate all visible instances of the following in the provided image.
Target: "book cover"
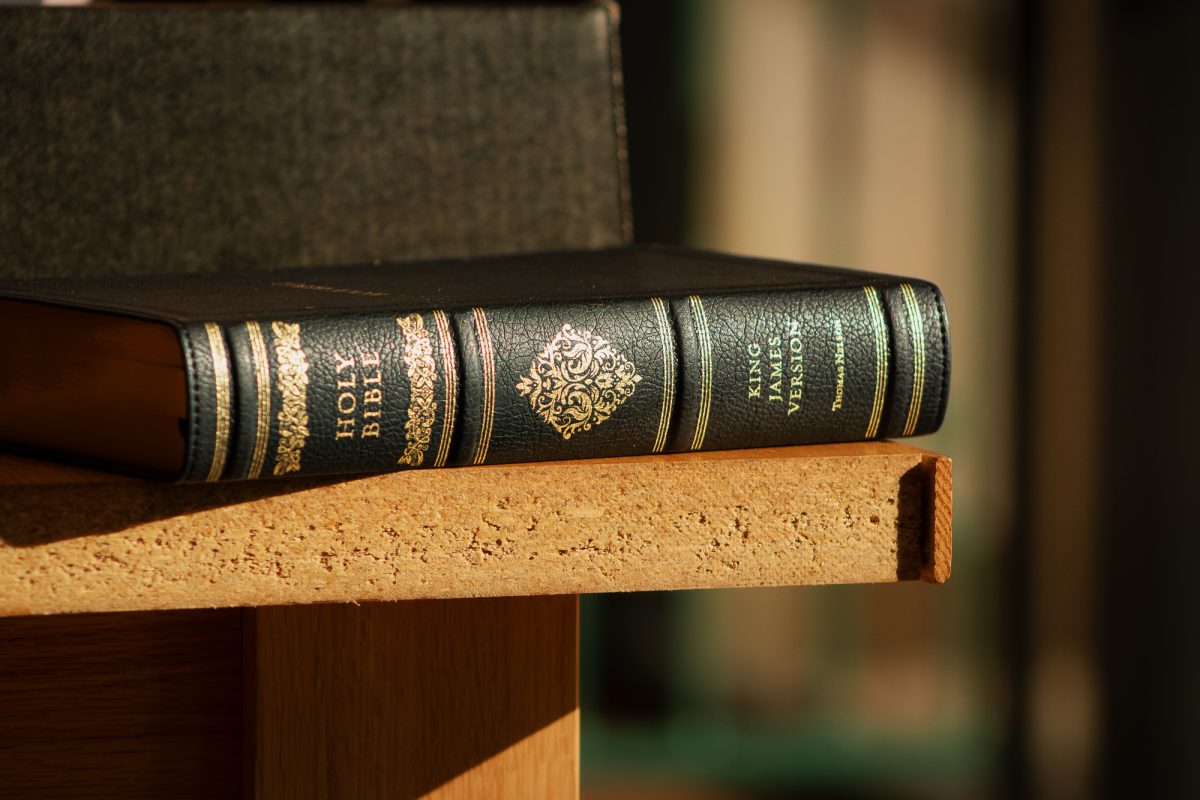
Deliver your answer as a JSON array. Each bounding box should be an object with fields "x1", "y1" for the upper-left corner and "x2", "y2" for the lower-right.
[{"x1": 0, "y1": 245, "x2": 950, "y2": 481}]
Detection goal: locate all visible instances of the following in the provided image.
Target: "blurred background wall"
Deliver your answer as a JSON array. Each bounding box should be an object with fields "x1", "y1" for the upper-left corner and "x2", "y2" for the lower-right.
[{"x1": 587, "y1": 0, "x2": 1199, "y2": 797}]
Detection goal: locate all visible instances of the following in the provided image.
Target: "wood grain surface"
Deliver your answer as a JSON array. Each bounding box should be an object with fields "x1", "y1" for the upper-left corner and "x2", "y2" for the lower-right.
[
  {"x1": 0, "y1": 609, "x2": 243, "y2": 799},
  {"x1": 252, "y1": 596, "x2": 578, "y2": 799},
  {"x1": 920, "y1": 453, "x2": 953, "y2": 584},
  {"x1": 0, "y1": 598, "x2": 578, "y2": 798},
  {"x1": 0, "y1": 443, "x2": 952, "y2": 615}
]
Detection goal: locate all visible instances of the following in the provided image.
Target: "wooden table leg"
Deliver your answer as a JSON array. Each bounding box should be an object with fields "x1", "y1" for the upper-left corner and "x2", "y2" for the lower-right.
[
  {"x1": 0, "y1": 596, "x2": 577, "y2": 798},
  {"x1": 250, "y1": 595, "x2": 579, "y2": 799}
]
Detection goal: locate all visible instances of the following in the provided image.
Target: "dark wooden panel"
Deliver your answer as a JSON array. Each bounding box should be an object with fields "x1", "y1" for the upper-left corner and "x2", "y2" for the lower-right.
[{"x1": 0, "y1": 609, "x2": 243, "y2": 798}]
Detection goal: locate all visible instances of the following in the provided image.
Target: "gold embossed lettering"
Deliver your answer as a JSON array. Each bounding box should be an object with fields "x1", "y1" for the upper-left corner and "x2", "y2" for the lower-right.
[
  {"x1": 333, "y1": 350, "x2": 384, "y2": 440},
  {"x1": 767, "y1": 336, "x2": 783, "y2": 402},
  {"x1": 787, "y1": 321, "x2": 804, "y2": 415},
  {"x1": 334, "y1": 351, "x2": 356, "y2": 436},
  {"x1": 362, "y1": 351, "x2": 382, "y2": 388},
  {"x1": 361, "y1": 380, "x2": 383, "y2": 438},
  {"x1": 831, "y1": 319, "x2": 846, "y2": 411},
  {"x1": 747, "y1": 342, "x2": 762, "y2": 399}
]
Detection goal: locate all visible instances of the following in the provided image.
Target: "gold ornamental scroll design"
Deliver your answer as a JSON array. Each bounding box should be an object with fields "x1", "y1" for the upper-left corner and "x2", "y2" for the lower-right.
[
  {"x1": 397, "y1": 313, "x2": 438, "y2": 467},
  {"x1": 516, "y1": 323, "x2": 642, "y2": 440},
  {"x1": 271, "y1": 321, "x2": 310, "y2": 476}
]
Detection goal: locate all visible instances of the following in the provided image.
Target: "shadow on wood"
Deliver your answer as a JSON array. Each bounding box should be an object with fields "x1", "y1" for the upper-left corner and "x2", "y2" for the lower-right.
[
  {"x1": 251, "y1": 595, "x2": 579, "y2": 799},
  {"x1": 893, "y1": 455, "x2": 952, "y2": 583},
  {"x1": 0, "y1": 453, "x2": 350, "y2": 547},
  {"x1": 895, "y1": 465, "x2": 927, "y2": 582}
]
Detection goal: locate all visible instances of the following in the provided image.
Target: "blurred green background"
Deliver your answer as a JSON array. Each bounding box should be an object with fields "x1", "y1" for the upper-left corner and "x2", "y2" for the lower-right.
[{"x1": 582, "y1": 1, "x2": 1199, "y2": 797}]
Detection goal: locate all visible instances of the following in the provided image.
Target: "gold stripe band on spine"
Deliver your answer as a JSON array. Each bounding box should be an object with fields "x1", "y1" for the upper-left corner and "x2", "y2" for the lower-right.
[
  {"x1": 271, "y1": 321, "x2": 310, "y2": 476},
  {"x1": 900, "y1": 283, "x2": 927, "y2": 436},
  {"x1": 432, "y1": 309, "x2": 457, "y2": 468},
  {"x1": 203, "y1": 322, "x2": 233, "y2": 482},
  {"x1": 244, "y1": 321, "x2": 272, "y2": 480},
  {"x1": 650, "y1": 298, "x2": 675, "y2": 453},
  {"x1": 863, "y1": 287, "x2": 889, "y2": 439},
  {"x1": 688, "y1": 295, "x2": 714, "y2": 451},
  {"x1": 470, "y1": 307, "x2": 496, "y2": 466}
]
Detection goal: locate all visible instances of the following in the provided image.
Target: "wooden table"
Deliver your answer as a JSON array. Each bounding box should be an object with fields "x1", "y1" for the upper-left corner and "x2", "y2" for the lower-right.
[{"x1": 0, "y1": 442, "x2": 949, "y2": 797}]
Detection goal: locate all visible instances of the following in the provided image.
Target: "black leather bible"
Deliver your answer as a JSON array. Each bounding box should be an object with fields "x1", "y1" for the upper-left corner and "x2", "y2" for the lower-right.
[{"x1": 0, "y1": 246, "x2": 949, "y2": 481}]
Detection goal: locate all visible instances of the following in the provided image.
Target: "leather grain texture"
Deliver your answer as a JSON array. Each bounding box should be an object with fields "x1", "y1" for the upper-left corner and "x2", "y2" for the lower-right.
[
  {"x1": 451, "y1": 299, "x2": 671, "y2": 467},
  {"x1": 0, "y1": 5, "x2": 629, "y2": 280},
  {"x1": 179, "y1": 322, "x2": 224, "y2": 484},
  {"x1": 879, "y1": 283, "x2": 951, "y2": 438},
  {"x1": 0, "y1": 246, "x2": 950, "y2": 481},
  {"x1": 668, "y1": 287, "x2": 900, "y2": 453}
]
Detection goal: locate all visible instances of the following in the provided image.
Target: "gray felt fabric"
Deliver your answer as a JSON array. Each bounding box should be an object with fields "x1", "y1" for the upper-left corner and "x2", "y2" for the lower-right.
[{"x1": 0, "y1": 5, "x2": 631, "y2": 280}]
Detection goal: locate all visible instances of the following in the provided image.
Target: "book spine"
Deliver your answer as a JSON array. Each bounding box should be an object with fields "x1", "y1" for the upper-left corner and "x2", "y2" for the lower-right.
[
  {"x1": 447, "y1": 299, "x2": 677, "y2": 467},
  {"x1": 179, "y1": 322, "x2": 235, "y2": 483},
  {"x1": 665, "y1": 281, "x2": 949, "y2": 453},
  {"x1": 877, "y1": 282, "x2": 951, "y2": 439},
  {"x1": 215, "y1": 311, "x2": 459, "y2": 481},
  {"x1": 179, "y1": 281, "x2": 948, "y2": 481},
  {"x1": 447, "y1": 280, "x2": 947, "y2": 467}
]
